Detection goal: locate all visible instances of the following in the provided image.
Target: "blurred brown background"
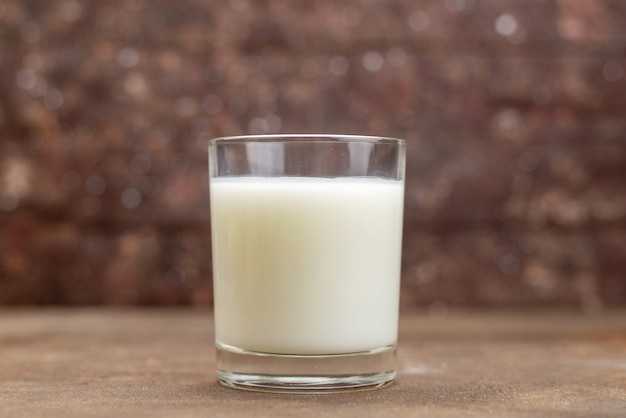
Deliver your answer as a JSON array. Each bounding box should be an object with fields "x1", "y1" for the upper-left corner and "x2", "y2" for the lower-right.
[{"x1": 0, "y1": 0, "x2": 624, "y2": 310}]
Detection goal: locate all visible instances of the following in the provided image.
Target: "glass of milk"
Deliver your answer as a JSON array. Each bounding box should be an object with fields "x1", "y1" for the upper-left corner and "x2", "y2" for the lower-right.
[{"x1": 208, "y1": 134, "x2": 405, "y2": 393}]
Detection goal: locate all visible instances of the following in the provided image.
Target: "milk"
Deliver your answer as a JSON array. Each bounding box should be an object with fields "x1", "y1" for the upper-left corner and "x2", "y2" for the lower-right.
[{"x1": 210, "y1": 176, "x2": 404, "y2": 355}]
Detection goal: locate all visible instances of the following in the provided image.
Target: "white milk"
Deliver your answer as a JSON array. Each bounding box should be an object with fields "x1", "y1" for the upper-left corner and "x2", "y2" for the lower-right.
[{"x1": 210, "y1": 176, "x2": 404, "y2": 355}]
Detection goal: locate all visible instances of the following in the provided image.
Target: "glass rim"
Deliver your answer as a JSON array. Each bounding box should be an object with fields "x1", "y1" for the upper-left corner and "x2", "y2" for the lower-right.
[{"x1": 209, "y1": 134, "x2": 405, "y2": 146}]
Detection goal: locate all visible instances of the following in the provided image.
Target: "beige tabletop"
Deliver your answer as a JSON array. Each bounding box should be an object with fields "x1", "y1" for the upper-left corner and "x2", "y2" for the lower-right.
[{"x1": 1, "y1": 309, "x2": 625, "y2": 417}]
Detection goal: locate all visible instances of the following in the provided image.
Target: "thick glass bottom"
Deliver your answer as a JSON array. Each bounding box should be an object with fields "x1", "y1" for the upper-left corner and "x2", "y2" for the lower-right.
[{"x1": 216, "y1": 342, "x2": 396, "y2": 393}]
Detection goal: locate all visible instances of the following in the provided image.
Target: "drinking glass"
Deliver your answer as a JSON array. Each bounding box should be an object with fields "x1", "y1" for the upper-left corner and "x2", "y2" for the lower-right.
[{"x1": 208, "y1": 134, "x2": 405, "y2": 393}]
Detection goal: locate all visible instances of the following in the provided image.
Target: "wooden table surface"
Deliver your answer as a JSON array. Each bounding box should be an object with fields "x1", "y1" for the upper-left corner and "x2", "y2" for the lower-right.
[{"x1": 1, "y1": 309, "x2": 625, "y2": 417}]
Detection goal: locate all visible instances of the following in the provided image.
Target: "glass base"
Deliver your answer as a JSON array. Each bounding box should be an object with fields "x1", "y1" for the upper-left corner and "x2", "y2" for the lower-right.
[{"x1": 216, "y1": 342, "x2": 396, "y2": 394}]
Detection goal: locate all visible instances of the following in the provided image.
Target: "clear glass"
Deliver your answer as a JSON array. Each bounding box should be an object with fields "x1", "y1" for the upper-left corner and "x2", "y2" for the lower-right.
[{"x1": 208, "y1": 134, "x2": 405, "y2": 393}]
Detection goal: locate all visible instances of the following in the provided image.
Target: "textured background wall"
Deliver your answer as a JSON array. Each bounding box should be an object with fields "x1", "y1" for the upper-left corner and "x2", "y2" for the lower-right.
[{"x1": 0, "y1": 0, "x2": 625, "y2": 309}]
